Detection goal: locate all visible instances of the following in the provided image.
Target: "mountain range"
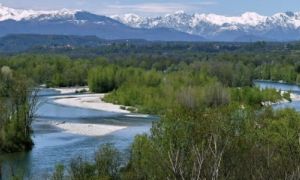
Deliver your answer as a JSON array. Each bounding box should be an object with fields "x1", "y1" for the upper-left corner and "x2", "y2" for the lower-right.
[
  {"x1": 0, "y1": 4, "x2": 203, "y2": 42},
  {"x1": 1, "y1": 4, "x2": 300, "y2": 41},
  {"x1": 112, "y1": 11, "x2": 300, "y2": 41}
]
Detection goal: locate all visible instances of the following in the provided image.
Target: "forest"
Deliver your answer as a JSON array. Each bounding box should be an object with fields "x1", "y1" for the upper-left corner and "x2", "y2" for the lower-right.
[{"x1": 1, "y1": 41, "x2": 300, "y2": 179}]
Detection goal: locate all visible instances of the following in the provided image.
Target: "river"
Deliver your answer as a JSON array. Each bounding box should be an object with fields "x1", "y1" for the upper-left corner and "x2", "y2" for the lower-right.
[
  {"x1": 2, "y1": 81, "x2": 300, "y2": 179},
  {"x1": 254, "y1": 80, "x2": 300, "y2": 110},
  {"x1": 0, "y1": 89, "x2": 157, "y2": 179}
]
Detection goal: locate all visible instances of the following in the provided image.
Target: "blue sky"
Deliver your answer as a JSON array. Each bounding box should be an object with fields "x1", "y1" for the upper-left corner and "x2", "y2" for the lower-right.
[{"x1": 1, "y1": 0, "x2": 300, "y2": 16}]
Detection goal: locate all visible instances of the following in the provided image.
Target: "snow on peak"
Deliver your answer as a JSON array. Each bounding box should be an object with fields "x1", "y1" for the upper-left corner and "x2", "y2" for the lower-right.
[
  {"x1": 240, "y1": 12, "x2": 267, "y2": 25},
  {"x1": 190, "y1": 12, "x2": 266, "y2": 26},
  {"x1": 241, "y1": 12, "x2": 266, "y2": 20},
  {"x1": 112, "y1": 11, "x2": 269, "y2": 30},
  {"x1": 0, "y1": 5, "x2": 34, "y2": 21},
  {"x1": 268, "y1": 11, "x2": 300, "y2": 28},
  {"x1": 123, "y1": 13, "x2": 143, "y2": 22},
  {"x1": 0, "y1": 4, "x2": 79, "y2": 21},
  {"x1": 174, "y1": 10, "x2": 185, "y2": 15},
  {"x1": 111, "y1": 10, "x2": 300, "y2": 39},
  {"x1": 110, "y1": 13, "x2": 144, "y2": 27}
]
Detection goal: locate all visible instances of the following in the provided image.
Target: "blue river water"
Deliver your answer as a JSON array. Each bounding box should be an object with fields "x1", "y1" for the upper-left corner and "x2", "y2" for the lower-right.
[{"x1": 0, "y1": 89, "x2": 157, "y2": 179}]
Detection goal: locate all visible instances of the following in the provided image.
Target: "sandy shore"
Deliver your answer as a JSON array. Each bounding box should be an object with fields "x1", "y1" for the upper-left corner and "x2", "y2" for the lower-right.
[
  {"x1": 45, "y1": 88, "x2": 149, "y2": 136},
  {"x1": 52, "y1": 94, "x2": 130, "y2": 113},
  {"x1": 290, "y1": 93, "x2": 300, "y2": 101},
  {"x1": 52, "y1": 122, "x2": 126, "y2": 136},
  {"x1": 48, "y1": 93, "x2": 129, "y2": 137},
  {"x1": 125, "y1": 114, "x2": 150, "y2": 118},
  {"x1": 51, "y1": 87, "x2": 89, "y2": 94}
]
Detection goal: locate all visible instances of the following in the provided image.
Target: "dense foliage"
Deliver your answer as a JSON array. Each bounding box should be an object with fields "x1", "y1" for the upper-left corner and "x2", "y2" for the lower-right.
[
  {"x1": 0, "y1": 66, "x2": 37, "y2": 153},
  {"x1": 1, "y1": 41, "x2": 300, "y2": 179},
  {"x1": 123, "y1": 107, "x2": 300, "y2": 179}
]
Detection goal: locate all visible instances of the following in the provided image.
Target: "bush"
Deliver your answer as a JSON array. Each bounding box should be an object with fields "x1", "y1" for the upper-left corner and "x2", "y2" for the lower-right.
[
  {"x1": 51, "y1": 164, "x2": 64, "y2": 180},
  {"x1": 95, "y1": 144, "x2": 121, "y2": 179},
  {"x1": 51, "y1": 144, "x2": 122, "y2": 180},
  {"x1": 0, "y1": 69, "x2": 37, "y2": 153}
]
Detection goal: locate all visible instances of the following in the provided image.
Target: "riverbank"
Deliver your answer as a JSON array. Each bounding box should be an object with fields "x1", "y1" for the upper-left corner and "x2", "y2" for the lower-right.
[
  {"x1": 43, "y1": 88, "x2": 151, "y2": 137},
  {"x1": 51, "y1": 86, "x2": 89, "y2": 94},
  {"x1": 51, "y1": 94, "x2": 130, "y2": 114}
]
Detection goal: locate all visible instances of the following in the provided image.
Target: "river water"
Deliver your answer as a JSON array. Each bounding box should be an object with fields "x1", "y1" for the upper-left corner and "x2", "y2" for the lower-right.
[{"x1": 0, "y1": 89, "x2": 157, "y2": 179}]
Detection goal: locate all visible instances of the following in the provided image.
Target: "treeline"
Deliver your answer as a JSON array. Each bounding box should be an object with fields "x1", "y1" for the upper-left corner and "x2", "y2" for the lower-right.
[
  {"x1": 87, "y1": 63, "x2": 286, "y2": 114},
  {"x1": 0, "y1": 34, "x2": 290, "y2": 55},
  {"x1": 0, "y1": 54, "x2": 108, "y2": 87},
  {"x1": 2, "y1": 51, "x2": 300, "y2": 87}
]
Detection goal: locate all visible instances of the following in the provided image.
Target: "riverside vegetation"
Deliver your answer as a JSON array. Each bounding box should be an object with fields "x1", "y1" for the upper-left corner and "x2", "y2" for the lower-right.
[
  {"x1": 0, "y1": 66, "x2": 38, "y2": 178},
  {"x1": 0, "y1": 66, "x2": 38, "y2": 153},
  {"x1": 0, "y1": 41, "x2": 300, "y2": 179}
]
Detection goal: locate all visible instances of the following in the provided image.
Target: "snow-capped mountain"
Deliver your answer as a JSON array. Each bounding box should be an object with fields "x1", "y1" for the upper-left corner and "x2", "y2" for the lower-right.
[
  {"x1": 112, "y1": 11, "x2": 300, "y2": 41},
  {"x1": 0, "y1": 5, "x2": 204, "y2": 41},
  {"x1": 0, "y1": 4, "x2": 78, "y2": 21},
  {"x1": 110, "y1": 13, "x2": 145, "y2": 28},
  {"x1": 2, "y1": 4, "x2": 300, "y2": 41}
]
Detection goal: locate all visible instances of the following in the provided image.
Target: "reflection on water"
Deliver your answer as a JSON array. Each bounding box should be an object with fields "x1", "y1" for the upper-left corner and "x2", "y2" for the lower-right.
[{"x1": 1, "y1": 89, "x2": 157, "y2": 179}]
